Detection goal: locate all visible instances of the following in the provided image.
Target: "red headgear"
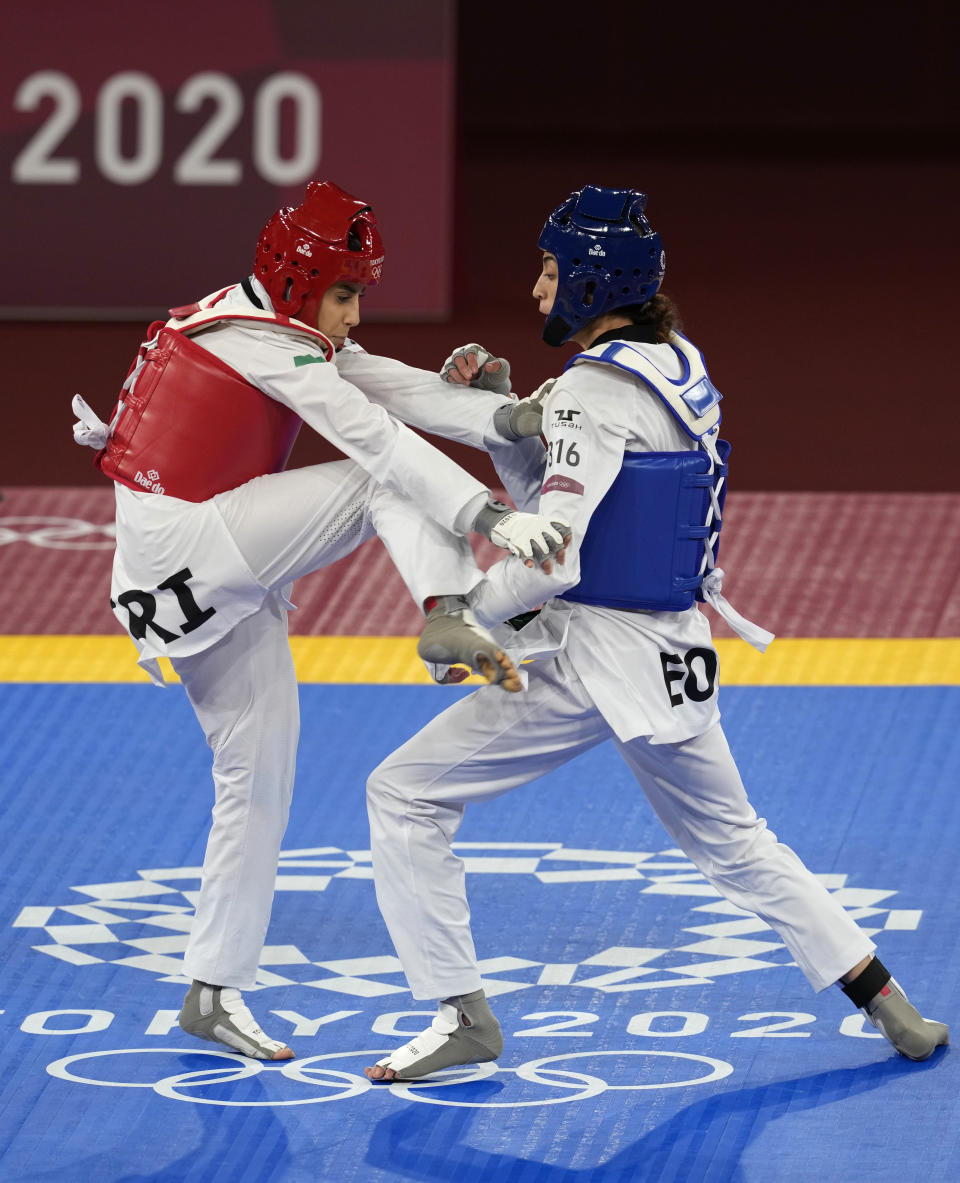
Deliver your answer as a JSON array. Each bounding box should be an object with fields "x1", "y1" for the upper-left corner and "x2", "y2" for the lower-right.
[{"x1": 254, "y1": 181, "x2": 385, "y2": 328}]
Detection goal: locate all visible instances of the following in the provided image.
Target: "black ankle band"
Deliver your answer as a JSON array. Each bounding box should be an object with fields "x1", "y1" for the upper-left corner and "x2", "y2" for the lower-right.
[{"x1": 841, "y1": 957, "x2": 891, "y2": 1009}]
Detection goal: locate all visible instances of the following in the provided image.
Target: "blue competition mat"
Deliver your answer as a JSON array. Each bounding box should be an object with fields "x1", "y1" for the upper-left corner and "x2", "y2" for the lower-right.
[{"x1": 0, "y1": 684, "x2": 957, "y2": 1181}]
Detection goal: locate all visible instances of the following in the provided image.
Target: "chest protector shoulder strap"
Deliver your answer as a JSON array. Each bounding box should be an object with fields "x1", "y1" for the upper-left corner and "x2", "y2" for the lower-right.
[
  {"x1": 560, "y1": 334, "x2": 730, "y2": 612},
  {"x1": 97, "y1": 304, "x2": 334, "y2": 503}
]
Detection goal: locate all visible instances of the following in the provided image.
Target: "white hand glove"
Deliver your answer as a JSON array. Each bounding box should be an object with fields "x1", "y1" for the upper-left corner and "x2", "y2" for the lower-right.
[
  {"x1": 474, "y1": 499, "x2": 572, "y2": 570},
  {"x1": 440, "y1": 343, "x2": 512, "y2": 396}
]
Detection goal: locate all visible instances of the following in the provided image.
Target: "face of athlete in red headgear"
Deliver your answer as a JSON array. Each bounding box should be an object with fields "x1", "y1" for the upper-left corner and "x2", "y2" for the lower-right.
[
  {"x1": 314, "y1": 281, "x2": 365, "y2": 350},
  {"x1": 254, "y1": 181, "x2": 384, "y2": 332}
]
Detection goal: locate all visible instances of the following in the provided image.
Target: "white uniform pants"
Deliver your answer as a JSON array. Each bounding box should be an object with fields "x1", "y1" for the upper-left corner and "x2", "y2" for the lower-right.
[
  {"x1": 366, "y1": 650, "x2": 875, "y2": 1001},
  {"x1": 174, "y1": 460, "x2": 482, "y2": 987}
]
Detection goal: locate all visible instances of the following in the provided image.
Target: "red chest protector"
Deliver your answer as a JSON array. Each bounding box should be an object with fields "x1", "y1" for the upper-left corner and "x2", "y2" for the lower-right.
[{"x1": 97, "y1": 304, "x2": 334, "y2": 503}]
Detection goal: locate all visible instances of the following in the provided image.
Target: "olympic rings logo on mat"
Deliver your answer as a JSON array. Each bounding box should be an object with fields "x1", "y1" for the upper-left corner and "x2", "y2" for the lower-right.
[
  {"x1": 46, "y1": 1048, "x2": 734, "y2": 1108},
  {"x1": 0, "y1": 516, "x2": 116, "y2": 549}
]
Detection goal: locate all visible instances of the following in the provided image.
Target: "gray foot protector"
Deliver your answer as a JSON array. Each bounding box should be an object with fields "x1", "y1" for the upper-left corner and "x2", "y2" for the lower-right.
[
  {"x1": 376, "y1": 989, "x2": 504, "y2": 1081},
  {"x1": 179, "y1": 981, "x2": 292, "y2": 1060},
  {"x1": 417, "y1": 597, "x2": 519, "y2": 688},
  {"x1": 865, "y1": 979, "x2": 949, "y2": 1061}
]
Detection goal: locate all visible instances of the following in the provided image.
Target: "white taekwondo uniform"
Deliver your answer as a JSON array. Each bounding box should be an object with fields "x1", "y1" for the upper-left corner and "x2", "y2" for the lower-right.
[
  {"x1": 367, "y1": 335, "x2": 875, "y2": 1001},
  {"x1": 82, "y1": 277, "x2": 514, "y2": 988}
]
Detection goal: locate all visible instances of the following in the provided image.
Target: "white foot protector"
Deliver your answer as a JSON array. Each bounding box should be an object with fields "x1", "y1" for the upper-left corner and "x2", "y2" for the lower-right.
[
  {"x1": 374, "y1": 990, "x2": 503, "y2": 1081},
  {"x1": 179, "y1": 982, "x2": 293, "y2": 1060}
]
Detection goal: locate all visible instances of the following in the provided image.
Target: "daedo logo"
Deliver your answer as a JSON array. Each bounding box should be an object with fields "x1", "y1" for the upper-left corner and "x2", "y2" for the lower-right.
[{"x1": 133, "y1": 470, "x2": 165, "y2": 494}]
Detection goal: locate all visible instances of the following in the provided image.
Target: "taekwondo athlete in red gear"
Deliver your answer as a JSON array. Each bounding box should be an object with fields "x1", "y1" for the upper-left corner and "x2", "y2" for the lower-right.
[
  {"x1": 364, "y1": 185, "x2": 949, "y2": 1082},
  {"x1": 72, "y1": 180, "x2": 571, "y2": 1060}
]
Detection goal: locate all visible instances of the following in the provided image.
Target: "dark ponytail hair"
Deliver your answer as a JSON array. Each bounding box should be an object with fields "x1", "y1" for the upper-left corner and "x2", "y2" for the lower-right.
[{"x1": 618, "y1": 293, "x2": 681, "y2": 342}]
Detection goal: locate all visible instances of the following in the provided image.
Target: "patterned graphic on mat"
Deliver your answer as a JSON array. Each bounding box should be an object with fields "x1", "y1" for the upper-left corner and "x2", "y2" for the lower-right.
[{"x1": 13, "y1": 842, "x2": 924, "y2": 998}]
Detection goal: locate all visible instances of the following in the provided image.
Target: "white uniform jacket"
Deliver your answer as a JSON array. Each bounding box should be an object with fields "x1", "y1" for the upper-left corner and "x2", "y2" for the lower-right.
[
  {"x1": 473, "y1": 341, "x2": 724, "y2": 745},
  {"x1": 109, "y1": 279, "x2": 510, "y2": 675}
]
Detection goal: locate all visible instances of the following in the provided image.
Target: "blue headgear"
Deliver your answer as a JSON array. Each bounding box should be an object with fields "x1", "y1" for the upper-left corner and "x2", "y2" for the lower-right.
[{"x1": 538, "y1": 185, "x2": 666, "y2": 346}]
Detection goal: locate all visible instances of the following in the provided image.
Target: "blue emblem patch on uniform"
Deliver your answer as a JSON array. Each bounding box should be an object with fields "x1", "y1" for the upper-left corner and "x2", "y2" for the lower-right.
[{"x1": 682, "y1": 377, "x2": 722, "y2": 417}]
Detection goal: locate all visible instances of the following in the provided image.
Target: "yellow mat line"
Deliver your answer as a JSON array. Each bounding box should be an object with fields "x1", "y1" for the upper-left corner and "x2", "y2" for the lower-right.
[{"x1": 0, "y1": 636, "x2": 959, "y2": 685}]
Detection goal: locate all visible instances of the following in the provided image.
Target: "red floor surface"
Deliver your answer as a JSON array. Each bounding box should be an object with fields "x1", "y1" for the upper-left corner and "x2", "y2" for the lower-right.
[{"x1": 1, "y1": 486, "x2": 959, "y2": 638}]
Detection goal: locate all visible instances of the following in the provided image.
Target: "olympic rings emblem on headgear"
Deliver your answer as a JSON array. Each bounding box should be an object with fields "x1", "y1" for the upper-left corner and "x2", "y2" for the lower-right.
[
  {"x1": 46, "y1": 1048, "x2": 733, "y2": 1109},
  {"x1": 0, "y1": 516, "x2": 116, "y2": 550}
]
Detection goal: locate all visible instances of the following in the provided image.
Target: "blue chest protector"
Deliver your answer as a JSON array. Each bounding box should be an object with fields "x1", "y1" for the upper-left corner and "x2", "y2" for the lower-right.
[{"x1": 560, "y1": 334, "x2": 730, "y2": 613}]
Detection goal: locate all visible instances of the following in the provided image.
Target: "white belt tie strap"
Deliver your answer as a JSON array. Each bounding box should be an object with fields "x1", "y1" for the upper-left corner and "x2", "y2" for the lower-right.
[
  {"x1": 700, "y1": 568, "x2": 775, "y2": 653},
  {"x1": 71, "y1": 394, "x2": 113, "y2": 449}
]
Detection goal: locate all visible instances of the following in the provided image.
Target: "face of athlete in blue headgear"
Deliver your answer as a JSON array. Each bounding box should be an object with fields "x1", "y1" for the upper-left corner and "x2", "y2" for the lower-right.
[
  {"x1": 532, "y1": 252, "x2": 559, "y2": 318},
  {"x1": 536, "y1": 185, "x2": 665, "y2": 346}
]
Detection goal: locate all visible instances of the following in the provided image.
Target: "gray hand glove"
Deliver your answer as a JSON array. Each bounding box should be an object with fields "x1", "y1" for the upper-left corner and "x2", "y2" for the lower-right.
[
  {"x1": 440, "y1": 343, "x2": 512, "y2": 396},
  {"x1": 492, "y1": 377, "x2": 557, "y2": 441},
  {"x1": 474, "y1": 498, "x2": 572, "y2": 570}
]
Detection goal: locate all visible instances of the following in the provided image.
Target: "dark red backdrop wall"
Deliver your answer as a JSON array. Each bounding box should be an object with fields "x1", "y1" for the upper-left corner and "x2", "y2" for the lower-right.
[{"x1": 5, "y1": 3, "x2": 958, "y2": 491}]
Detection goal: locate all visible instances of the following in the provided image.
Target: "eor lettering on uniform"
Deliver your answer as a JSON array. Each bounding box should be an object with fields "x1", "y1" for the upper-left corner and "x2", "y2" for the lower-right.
[{"x1": 660, "y1": 648, "x2": 719, "y2": 706}]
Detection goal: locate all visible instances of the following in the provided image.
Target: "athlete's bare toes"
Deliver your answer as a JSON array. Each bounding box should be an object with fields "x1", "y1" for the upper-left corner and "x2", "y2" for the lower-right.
[
  {"x1": 477, "y1": 651, "x2": 522, "y2": 692},
  {"x1": 271, "y1": 1047, "x2": 295, "y2": 1060},
  {"x1": 365, "y1": 1063, "x2": 395, "y2": 1082}
]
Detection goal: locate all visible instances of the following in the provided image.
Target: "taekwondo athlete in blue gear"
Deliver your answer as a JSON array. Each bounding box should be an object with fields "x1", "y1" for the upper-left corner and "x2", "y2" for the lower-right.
[
  {"x1": 364, "y1": 183, "x2": 949, "y2": 1083},
  {"x1": 541, "y1": 185, "x2": 737, "y2": 618},
  {"x1": 557, "y1": 338, "x2": 730, "y2": 613}
]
